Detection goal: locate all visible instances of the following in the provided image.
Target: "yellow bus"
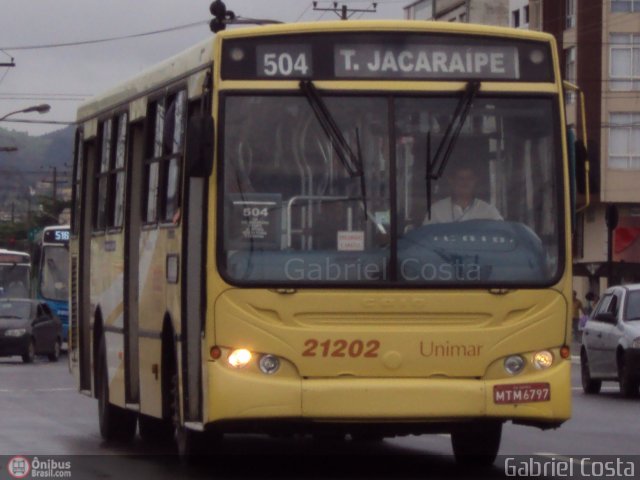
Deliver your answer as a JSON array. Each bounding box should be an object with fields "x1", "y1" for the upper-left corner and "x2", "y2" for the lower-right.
[{"x1": 69, "y1": 17, "x2": 585, "y2": 464}]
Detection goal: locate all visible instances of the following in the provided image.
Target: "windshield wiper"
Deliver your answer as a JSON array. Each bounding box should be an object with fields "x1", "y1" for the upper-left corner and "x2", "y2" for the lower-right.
[
  {"x1": 0, "y1": 315, "x2": 22, "y2": 319},
  {"x1": 300, "y1": 80, "x2": 371, "y2": 222},
  {"x1": 425, "y1": 81, "x2": 481, "y2": 220},
  {"x1": 300, "y1": 80, "x2": 363, "y2": 178}
]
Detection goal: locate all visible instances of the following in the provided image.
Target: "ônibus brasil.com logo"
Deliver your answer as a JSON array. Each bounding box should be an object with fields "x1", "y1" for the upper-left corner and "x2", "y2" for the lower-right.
[{"x1": 7, "y1": 456, "x2": 31, "y2": 479}]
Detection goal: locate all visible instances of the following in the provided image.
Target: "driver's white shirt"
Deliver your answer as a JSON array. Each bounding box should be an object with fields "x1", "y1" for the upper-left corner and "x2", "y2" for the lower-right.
[{"x1": 423, "y1": 197, "x2": 503, "y2": 225}]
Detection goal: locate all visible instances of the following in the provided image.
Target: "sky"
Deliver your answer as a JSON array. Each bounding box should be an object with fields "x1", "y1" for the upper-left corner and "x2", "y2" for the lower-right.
[{"x1": 0, "y1": 0, "x2": 407, "y2": 136}]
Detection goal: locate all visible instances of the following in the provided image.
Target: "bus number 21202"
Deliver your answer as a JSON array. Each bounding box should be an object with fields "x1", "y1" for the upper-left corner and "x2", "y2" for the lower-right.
[{"x1": 302, "y1": 339, "x2": 380, "y2": 358}]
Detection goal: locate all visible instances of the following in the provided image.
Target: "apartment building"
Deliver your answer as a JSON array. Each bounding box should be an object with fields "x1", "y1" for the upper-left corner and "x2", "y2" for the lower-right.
[
  {"x1": 528, "y1": 1, "x2": 640, "y2": 296},
  {"x1": 404, "y1": 0, "x2": 509, "y2": 25}
]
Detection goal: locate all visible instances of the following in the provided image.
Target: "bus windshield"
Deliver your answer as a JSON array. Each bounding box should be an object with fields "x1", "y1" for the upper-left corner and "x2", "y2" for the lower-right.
[
  {"x1": 0, "y1": 265, "x2": 30, "y2": 298},
  {"x1": 220, "y1": 93, "x2": 561, "y2": 287},
  {"x1": 39, "y1": 246, "x2": 69, "y2": 301}
]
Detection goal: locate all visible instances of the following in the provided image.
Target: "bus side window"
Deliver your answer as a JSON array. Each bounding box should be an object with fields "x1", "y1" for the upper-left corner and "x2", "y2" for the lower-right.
[
  {"x1": 94, "y1": 119, "x2": 113, "y2": 231},
  {"x1": 143, "y1": 100, "x2": 163, "y2": 223},
  {"x1": 161, "y1": 90, "x2": 187, "y2": 224}
]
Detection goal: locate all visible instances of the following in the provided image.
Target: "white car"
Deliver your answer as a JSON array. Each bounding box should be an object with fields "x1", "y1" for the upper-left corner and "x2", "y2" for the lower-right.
[{"x1": 580, "y1": 284, "x2": 640, "y2": 397}]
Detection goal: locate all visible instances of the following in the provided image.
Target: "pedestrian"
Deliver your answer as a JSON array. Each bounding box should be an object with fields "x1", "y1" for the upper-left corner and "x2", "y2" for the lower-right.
[{"x1": 584, "y1": 292, "x2": 598, "y2": 316}]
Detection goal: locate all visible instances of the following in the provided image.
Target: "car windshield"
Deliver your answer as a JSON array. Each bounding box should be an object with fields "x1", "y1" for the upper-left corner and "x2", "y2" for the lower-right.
[
  {"x1": 0, "y1": 301, "x2": 31, "y2": 319},
  {"x1": 39, "y1": 246, "x2": 69, "y2": 302},
  {"x1": 220, "y1": 94, "x2": 561, "y2": 287},
  {"x1": 0, "y1": 264, "x2": 31, "y2": 298}
]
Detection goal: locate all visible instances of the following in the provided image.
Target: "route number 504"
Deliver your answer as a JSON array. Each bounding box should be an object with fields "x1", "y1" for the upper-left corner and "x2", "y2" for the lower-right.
[{"x1": 263, "y1": 52, "x2": 310, "y2": 77}]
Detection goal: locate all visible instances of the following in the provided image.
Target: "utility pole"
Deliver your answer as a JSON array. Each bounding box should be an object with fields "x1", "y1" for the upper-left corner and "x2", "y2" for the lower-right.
[
  {"x1": 312, "y1": 1, "x2": 377, "y2": 20},
  {"x1": 11, "y1": 202, "x2": 15, "y2": 223},
  {"x1": 40, "y1": 166, "x2": 69, "y2": 216},
  {"x1": 52, "y1": 166, "x2": 57, "y2": 213}
]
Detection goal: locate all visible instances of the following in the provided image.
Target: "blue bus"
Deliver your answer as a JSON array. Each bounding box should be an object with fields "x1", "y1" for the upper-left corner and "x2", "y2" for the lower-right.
[{"x1": 37, "y1": 225, "x2": 70, "y2": 342}]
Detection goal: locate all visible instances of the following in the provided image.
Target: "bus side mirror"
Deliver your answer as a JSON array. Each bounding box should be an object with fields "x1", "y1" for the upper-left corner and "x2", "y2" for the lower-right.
[
  {"x1": 186, "y1": 114, "x2": 214, "y2": 178},
  {"x1": 574, "y1": 139, "x2": 588, "y2": 195}
]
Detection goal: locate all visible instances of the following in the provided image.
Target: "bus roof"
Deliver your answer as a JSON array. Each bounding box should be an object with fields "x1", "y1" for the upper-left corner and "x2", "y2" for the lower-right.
[
  {"x1": 77, "y1": 38, "x2": 214, "y2": 123},
  {"x1": 0, "y1": 249, "x2": 30, "y2": 263},
  {"x1": 77, "y1": 20, "x2": 556, "y2": 123},
  {"x1": 42, "y1": 225, "x2": 70, "y2": 232},
  {"x1": 216, "y1": 19, "x2": 556, "y2": 44}
]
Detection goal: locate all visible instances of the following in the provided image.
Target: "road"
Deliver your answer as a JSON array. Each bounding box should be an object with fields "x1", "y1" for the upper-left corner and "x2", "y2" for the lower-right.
[{"x1": 0, "y1": 353, "x2": 638, "y2": 480}]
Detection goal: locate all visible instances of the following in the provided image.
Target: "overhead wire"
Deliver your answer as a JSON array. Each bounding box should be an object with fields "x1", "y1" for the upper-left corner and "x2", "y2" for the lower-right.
[{"x1": 0, "y1": 20, "x2": 207, "y2": 51}]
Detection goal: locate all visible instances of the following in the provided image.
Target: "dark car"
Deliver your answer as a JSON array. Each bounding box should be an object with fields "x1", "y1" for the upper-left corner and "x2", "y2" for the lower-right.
[{"x1": 0, "y1": 299, "x2": 62, "y2": 363}]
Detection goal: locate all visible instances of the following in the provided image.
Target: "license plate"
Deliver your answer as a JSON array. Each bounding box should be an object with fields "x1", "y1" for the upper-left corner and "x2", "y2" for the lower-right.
[{"x1": 494, "y1": 383, "x2": 550, "y2": 404}]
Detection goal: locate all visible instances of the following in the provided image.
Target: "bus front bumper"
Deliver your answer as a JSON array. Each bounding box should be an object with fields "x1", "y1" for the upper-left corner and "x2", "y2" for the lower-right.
[{"x1": 206, "y1": 359, "x2": 571, "y2": 428}]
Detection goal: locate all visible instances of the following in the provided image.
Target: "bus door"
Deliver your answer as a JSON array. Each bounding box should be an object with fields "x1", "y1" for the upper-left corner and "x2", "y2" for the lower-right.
[
  {"x1": 124, "y1": 118, "x2": 145, "y2": 407},
  {"x1": 78, "y1": 138, "x2": 96, "y2": 393},
  {"x1": 181, "y1": 79, "x2": 212, "y2": 423}
]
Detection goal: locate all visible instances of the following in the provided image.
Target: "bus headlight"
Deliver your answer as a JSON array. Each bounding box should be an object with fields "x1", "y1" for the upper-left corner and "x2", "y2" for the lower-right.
[
  {"x1": 533, "y1": 350, "x2": 554, "y2": 369},
  {"x1": 504, "y1": 355, "x2": 525, "y2": 375},
  {"x1": 4, "y1": 328, "x2": 26, "y2": 337},
  {"x1": 259, "y1": 354, "x2": 280, "y2": 375},
  {"x1": 228, "y1": 349, "x2": 252, "y2": 368}
]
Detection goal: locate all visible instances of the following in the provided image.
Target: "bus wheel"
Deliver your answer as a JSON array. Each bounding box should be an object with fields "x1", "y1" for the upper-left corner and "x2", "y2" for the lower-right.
[
  {"x1": 351, "y1": 433, "x2": 385, "y2": 443},
  {"x1": 451, "y1": 421, "x2": 501, "y2": 467},
  {"x1": 139, "y1": 414, "x2": 172, "y2": 445},
  {"x1": 48, "y1": 338, "x2": 61, "y2": 362},
  {"x1": 312, "y1": 431, "x2": 346, "y2": 443},
  {"x1": 170, "y1": 370, "x2": 208, "y2": 458},
  {"x1": 22, "y1": 339, "x2": 35, "y2": 363},
  {"x1": 97, "y1": 338, "x2": 137, "y2": 442}
]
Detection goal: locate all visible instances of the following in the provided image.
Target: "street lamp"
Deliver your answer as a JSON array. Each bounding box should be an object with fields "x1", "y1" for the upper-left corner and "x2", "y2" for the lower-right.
[{"x1": 0, "y1": 104, "x2": 51, "y2": 122}]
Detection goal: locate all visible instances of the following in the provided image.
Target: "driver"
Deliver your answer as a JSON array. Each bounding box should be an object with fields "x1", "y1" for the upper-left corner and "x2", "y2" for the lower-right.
[{"x1": 423, "y1": 163, "x2": 502, "y2": 225}]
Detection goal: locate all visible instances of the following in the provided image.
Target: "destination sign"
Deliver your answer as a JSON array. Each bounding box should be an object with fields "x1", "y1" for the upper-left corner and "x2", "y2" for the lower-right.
[
  {"x1": 221, "y1": 33, "x2": 553, "y2": 82},
  {"x1": 43, "y1": 228, "x2": 70, "y2": 244},
  {"x1": 0, "y1": 254, "x2": 28, "y2": 264},
  {"x1": 334, "y1": 45, "x2": 519, "y2": 79}
]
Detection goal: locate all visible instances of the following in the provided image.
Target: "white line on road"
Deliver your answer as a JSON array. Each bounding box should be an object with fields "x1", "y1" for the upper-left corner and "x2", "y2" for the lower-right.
[
  {"x1": 571, "y1": 386, "x2": 619, "y2": 392},
  {"x1": 0, "y1": 387, "x2": 75, "y2": 393}
]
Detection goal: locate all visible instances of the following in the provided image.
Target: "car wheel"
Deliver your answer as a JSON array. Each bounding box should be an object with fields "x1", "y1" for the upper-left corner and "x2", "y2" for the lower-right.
[
  {"x1": 451, "y1": 421, "x2": 502, "y2": 467},
  {"x1": 48, "y1": 338, "x2": 61, "y2": 362},
  {"x1": 618, "y1": 353, "x2": 640, "y2": 398},
  {"x1": 581, "y1": 349, "x2": 601, "y2": 394},
  {"x1": 22, "y1": 338, "x2": 35, "y2": 364},
  {"x1": 97, "y1": 337, "x2": 137, "y2": 442}
]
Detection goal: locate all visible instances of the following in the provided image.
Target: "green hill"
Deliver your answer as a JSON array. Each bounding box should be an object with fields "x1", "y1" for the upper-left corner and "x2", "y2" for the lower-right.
[{"x1": 0, "y1": 126, "x2": 74, "y2": 206}]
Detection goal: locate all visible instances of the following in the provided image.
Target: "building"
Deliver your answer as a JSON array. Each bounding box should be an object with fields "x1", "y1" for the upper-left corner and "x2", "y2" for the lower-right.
[
  {"x1": 404, "y1": 0, "x2": 510, "y2": 25},
  {"x1": 529, "y1": 1, "x2": 640, "y2": 297},
  {"x1": 509, "y1": 0, "x2": 530, "y2": 28}
]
